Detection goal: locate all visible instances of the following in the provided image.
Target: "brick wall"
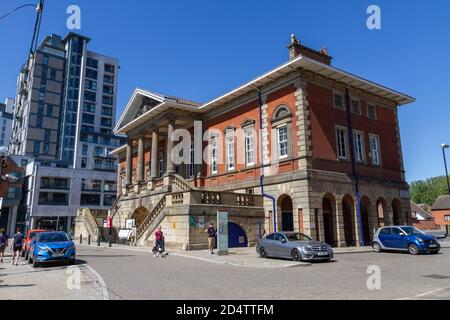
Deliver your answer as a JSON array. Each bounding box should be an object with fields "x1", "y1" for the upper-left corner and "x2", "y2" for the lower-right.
[
  {"x1": 431, "y1": 210, "x2": 450, "y2": 226},
  {"x1": 307, "y1": 82, "x2": 403, "y2": 182}
]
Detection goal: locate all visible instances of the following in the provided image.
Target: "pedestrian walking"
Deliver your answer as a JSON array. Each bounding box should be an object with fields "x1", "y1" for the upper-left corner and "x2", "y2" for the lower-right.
[
  {"x1": 11, "y1": 228, "x2": 24, "y2": 266},
  {"x1": 0, "y1": 229, "x2": 8, "y2": 263},
  {"x1": 205, "y1": 223, "x2": 217, "y2": 255},
  {"x1": 153, "y1": 226, "x2": 165, "y2": 257}
]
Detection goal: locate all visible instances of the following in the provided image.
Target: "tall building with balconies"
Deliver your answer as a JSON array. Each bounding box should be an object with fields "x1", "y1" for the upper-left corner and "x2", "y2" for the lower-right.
[{"x1": 9, "y1": 33, "x2": 125, "y2": 233}]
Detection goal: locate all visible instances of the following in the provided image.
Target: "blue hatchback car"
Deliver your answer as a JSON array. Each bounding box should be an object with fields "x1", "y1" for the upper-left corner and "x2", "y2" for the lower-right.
[
  {"x1": 372, "y1": 226, "x2": 440, "y2": 255},
  {"x1": 29, "y1": 232, "x2": 76, "y2": 267}
]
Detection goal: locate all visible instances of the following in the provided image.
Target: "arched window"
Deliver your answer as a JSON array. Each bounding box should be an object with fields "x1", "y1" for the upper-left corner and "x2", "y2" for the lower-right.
[{"x1": 271, "y1": 105, "x2": 292, "y2": 160}]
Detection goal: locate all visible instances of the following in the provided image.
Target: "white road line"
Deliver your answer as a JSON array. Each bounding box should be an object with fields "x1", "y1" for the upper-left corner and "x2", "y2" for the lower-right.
[{"x1": 397, "y1": 287, "x2": 446, "y2": 300}]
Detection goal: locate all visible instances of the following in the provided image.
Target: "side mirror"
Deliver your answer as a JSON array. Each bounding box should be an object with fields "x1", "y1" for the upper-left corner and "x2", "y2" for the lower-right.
[{"x1": 399, "y1": 233, "x2": 406, "y2": 237}]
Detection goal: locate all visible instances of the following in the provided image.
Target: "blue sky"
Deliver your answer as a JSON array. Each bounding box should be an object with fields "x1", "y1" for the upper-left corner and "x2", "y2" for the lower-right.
[{"x1": 1, "y1": 0, "x2": 449, "y2": 182}]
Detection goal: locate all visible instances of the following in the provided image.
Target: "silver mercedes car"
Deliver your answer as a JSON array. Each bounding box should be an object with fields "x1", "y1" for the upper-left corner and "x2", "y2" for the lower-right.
[{"x1": 257, "y1": 232, "x2": 334, "y2": 262}]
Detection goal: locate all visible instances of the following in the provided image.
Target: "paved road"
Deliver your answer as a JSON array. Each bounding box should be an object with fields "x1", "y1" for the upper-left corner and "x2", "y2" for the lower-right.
[
  {"x1": 2, "y1": 245, "x2": 450, "y2": 300},
  {"x1": 74, "y1": 245, "x2": 450, "y2": 300}
]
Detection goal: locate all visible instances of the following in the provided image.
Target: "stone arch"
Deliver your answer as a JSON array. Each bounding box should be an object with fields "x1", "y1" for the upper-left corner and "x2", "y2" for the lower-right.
[
  {"x1": 360, "y1": 196, "x2": 372, "y2": 243},
  {"x1": 278, "y1": 194, "x2": 294, "y2": 232},
  {"x1": 342, "y1": 195, "x2": 355, "y2": 246},
  {"x1": 271, "y1": 104, "x2": 292, "y2": 123},
  {"x1": 322, "y1": 193, "x2": 336, "y2": 246},
  {"x1": 132, "y1": 206, "x2": 150, "y2": 227},
  {"x1": 392, "y1": 199, "x2": 402, "y2": 226},
  {"x1": 376, "y1": 198, "x2": 388, "y2": 227}
]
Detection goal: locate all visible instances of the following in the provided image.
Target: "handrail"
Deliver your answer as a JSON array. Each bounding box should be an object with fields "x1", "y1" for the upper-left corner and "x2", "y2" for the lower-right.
[{"x1": 135, "y1": 195, "x2": 167, "y2": 241}]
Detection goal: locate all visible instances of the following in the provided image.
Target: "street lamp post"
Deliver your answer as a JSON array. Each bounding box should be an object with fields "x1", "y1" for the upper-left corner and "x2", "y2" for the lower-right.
[{"x1": 441, "y1": 144, "x2": 450, "y2": 195}]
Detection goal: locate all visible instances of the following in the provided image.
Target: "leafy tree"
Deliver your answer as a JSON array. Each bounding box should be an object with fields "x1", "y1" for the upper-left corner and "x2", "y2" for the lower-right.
[{"x1": 410, "y1": 176, "x2": 449, "y2": 206}]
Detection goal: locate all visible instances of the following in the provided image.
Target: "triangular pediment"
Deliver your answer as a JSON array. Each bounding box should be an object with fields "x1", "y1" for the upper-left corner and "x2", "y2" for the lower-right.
[{"x1": 115, "y1": 89, "x2": 165, "y2": 132}]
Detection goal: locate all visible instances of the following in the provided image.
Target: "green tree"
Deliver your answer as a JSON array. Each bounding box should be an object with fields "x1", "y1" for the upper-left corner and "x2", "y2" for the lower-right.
[{"x1": 410, "y1": 176, "x2": 449, "y2": 206}]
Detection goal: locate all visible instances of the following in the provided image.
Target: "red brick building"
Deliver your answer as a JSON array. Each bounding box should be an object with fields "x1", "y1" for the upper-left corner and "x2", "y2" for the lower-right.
[
  {"x1": 0, "y1": 156, "x2": 25, "y2": 236},
  {"x1": 105, "y1": 35, "x2": 414, "y2": 249},
  {"x1": 431, "y1": 195, "x2": 450, "y2": 234}
]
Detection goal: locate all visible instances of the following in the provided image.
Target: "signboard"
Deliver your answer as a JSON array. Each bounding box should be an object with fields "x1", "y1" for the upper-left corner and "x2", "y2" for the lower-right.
[
  {"x1": 118, "y1": 229, "x2": 132, "y2": 239},
  {"x1": 217, "y1": 211, "x2": 229, "y2": 256},
  {"x1": 0, "y1": 198, "x2": 2, "y2": 210},
  {"x1": 125, "y1": 219, "x2": 135, "y2": 229}
]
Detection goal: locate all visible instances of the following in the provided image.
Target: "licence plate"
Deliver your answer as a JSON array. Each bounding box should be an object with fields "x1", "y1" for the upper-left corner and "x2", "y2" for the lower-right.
[
  {"x1": 429, "y1": 244, "x2": 437, "y2": 248},
  {"x1": 52, "y1": 253, "x2": 64, "y2": 257},
  {"x1": 318, "y1": 252, "x2": 328, "y2": 256}
]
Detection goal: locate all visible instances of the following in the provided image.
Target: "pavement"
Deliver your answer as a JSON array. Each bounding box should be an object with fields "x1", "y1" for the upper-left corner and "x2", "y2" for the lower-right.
[
  {"x1": 0, "y1": 250, "x2": 108, "y2": 300},
  {"x1": 3, "y1": 239, "x2": 450, "y2": 300}
]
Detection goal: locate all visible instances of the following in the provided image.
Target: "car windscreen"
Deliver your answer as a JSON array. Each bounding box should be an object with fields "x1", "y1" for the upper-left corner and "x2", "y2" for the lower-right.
[
  {"x1": 285, "y1": 233, "x2": 312, "y2": 241},
  {"x1": 401, "y1": 227, "x2": 424, "y2": 236},
  {"x1": 38, "y1": 233, "x2": 69, "y2": 243}
]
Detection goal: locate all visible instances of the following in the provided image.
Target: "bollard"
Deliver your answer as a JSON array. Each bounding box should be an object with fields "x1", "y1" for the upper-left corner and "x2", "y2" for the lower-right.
[
  {"x1": 108, "y1": 233, "x2": 112, "y2": 247},
  {"x1": 80, "y1": 234, "x2": 82, "y2": 244},
  {"x1": 88, "y1": 234, "x2": 91, "y2": 245},
  {"x1": 97, "y1": 228, "x2": 101, "y2": 246}
]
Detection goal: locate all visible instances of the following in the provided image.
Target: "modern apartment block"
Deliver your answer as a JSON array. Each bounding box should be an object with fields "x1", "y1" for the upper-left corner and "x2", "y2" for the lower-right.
[
  {"x1": 9, "y1": 32, "x2": 125, "y2": 233},
  {"x1": 0, "y1": 98, "x2": 14, "y2": 147}
]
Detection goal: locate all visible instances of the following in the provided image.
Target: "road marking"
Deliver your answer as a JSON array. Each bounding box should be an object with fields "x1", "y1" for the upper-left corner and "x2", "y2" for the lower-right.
[{"x1": 397, "y1": 287, "x2": 447, "y2": 300}]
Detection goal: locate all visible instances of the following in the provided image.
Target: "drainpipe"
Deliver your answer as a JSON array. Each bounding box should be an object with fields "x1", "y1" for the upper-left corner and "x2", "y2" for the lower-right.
[
  {"x1": 253, "y1": 86, "x2": 277, "y2": 234},
  {"x1": 345, "y1": 87, "x2": 365, "y2": 247}
]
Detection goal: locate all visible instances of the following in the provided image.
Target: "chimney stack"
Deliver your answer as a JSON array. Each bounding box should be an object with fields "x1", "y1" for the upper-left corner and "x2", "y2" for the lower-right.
[{"x1": 287, "y1": 34, "x2": 332, "y2": 65}]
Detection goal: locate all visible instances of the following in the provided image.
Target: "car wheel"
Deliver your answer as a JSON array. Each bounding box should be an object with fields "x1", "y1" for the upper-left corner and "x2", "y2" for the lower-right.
[
  {"x1": 259, "y1": 247, "x2": 268, "y2": 259},
  {"x1": 372, "y1": 242, "x2": 382, "y2": 253},
  {"x1": 408, "y1": 243, "x2": 420, "y2": 255},
  {"x1": 291, "y1": 249, "x2": 302, "y2": 262}
]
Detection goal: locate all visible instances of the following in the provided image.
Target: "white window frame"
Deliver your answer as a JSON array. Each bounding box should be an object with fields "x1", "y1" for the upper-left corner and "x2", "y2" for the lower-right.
[
  {"x1": 211, "y1": 138, "x2": 218, "y2": 174},
  {"x1": 367, "y1": 103, "x2": 377, "y2": 120},
  {"x1": 333, "y1": 90, "x2": 345, "y2": 111},
  {"x1": 244, "y1": 127, "x2": 255, "y2": 167},
  {"x1": 278, "y1": 125, "x2": 289, "y2": 159},
  {"x1": 353, "y1": 130, "x2": 366, "y2": 163},
  {"x1": 336, "y1": 126, "x2": 348, "y2": 160},
  {"x1": 351, "y1": 97, "x2": 361, "y2": 115},
  {"x1": 226, "y1": 131, "x2": 235, "y2": 172},
  {"x1": 369, "y1": 134, "x2": 381, "y2": 166}
]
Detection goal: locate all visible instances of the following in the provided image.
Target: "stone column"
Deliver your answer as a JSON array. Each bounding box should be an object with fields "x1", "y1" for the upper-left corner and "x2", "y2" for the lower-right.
[
  {"x1": 126, "y1": 140, "x2": 133, "y2": 185},
  {"x1": 137, "y1": 135, "x2": 145, "y2": 183},
  {"x1": 151, "y1": 130, "x2": 159, "y2": 179},
  {"x1": 166, "y1": 119, "x2": 175, "y2": 174},
  {"x1": 335, "y1": 197, "x2": 346, "y2": 247}
]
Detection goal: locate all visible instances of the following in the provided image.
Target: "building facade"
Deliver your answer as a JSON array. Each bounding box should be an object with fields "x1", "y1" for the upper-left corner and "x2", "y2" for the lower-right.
[
  {"x1": 9, "y1": 33, "x2": 124, "y2": 233},
  {"x1": 431, "y1": 195, "x2": 450, "y2": 234},
  {"x1": 100, "y1": 35, "x2": 414, "y2": 250},
  {"x1": 0, "y1": 98, "x2": 14, "y2": 148},
  {"x1": 0, "y1": 155, "x2": 28, "y2": 237}
]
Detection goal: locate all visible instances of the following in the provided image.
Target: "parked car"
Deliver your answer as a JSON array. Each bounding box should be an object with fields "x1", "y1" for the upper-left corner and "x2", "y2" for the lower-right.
[
  {"x1": 257, "y1": 232, "x2": 334, "y2": 262},
  {"x1": 372, "y1": 226, "x2": 441, "y2": 255},
  {"x1": 29, "y1": 232, "x2": 76, "y2": 268},
  {"x1": 21, "y1": 229, "x2": 47, "y2": 259}
]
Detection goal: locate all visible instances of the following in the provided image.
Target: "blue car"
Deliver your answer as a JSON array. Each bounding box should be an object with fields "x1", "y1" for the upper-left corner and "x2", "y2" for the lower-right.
[
  {"x1": 372, "y1": 226, "x2": 441, "y2": 255},
  {"x1": 29, "y1": 232, "x2": 76, "y2": 267}
]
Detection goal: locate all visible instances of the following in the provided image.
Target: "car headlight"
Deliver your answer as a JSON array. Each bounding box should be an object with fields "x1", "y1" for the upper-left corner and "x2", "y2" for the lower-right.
[
  {"x1": 37, "y1": 246, "x2": 50, "y2": 253},
  {"x1": 302, "y1": 245, "x2": 313, "y2": 252},
  {"x1": 67, "y1": 245, "x2": 76, "y2": 251},
  {"x1": 417, "y1": 238, "x2": 425, "y2": 243}
]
